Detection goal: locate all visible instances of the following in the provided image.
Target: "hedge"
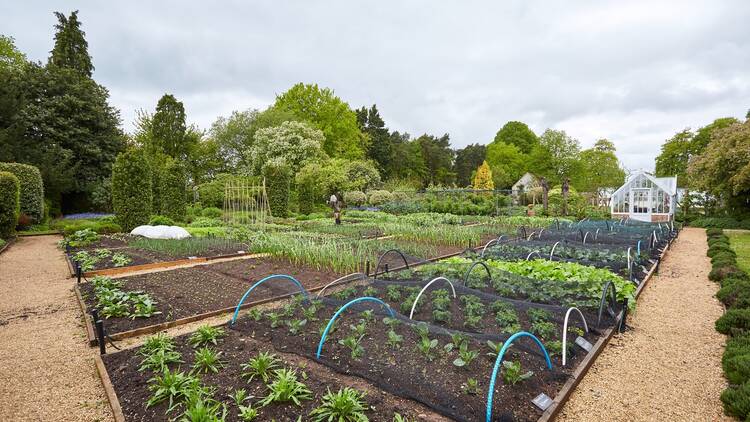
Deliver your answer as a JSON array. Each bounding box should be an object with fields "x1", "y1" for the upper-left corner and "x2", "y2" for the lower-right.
[
  {"x1": 0, "y1": 163, "x2": 44, "y2": 224},
  {"x1": 201, "y1": 207, "x2": 222, "y2": 218},
  {"x1": 0, "y1": 172, "x2": 20, "y2": 238},
  {"x1": 266, "y1": 165, "x2": 291, "y2": 218},
  {"x1": 112, "y1": 149, "x2": 153, "y2": 232},
  {"x1": 149, "y1": 215, "x2": 175, "y2": 226},
  {"x1": 344, "y1": 191, "x2": 367, "y2": 207},
  {"x1": 297, "y1": 179, "x2": 315, "y2": 215},
  {"x1": 368, "y1": 190, "x2": 393, "y2": 206},
  {"x1": 160, "y1": 159, "x2": 187, "y2": 222}
]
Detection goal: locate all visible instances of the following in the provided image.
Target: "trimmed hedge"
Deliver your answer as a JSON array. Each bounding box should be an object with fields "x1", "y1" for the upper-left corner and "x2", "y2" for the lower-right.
[
  {"x1": 297, "y1": 178, "x2": 315, "y2": 215},
  {"x1": 112, "y1": 149, "x2": 153, "y2": 232},
  {"x1": 717, "y1": 309, "x2": 750, "y2": 336},
  {"x1": 344, "y1": 191, "x2": 367, "y2": 207},
  {"x1": 160, "y1": 159, "x2": 187, "y2": 222},
  {"x1": 201, "y1": 207, "x2": 222, "y2": 218},
  {"x1": 0, "y1": 172, "x2": 20, "y2": 238},
  {"x1": 149, "y1": 215, "x2": 175, "y2": 226},
  {"x1": 266, "y1": 165, "x2": 291, "y2": 218},
  {"x1": 718, "y1": 278, "x2": 750, "y2": 309},
  {"x1": 368, "y1": 190, "x2": 393, "y2": 206},
  {"x1": 0, "y1": 163, "x2": 44, "y2": 224}
]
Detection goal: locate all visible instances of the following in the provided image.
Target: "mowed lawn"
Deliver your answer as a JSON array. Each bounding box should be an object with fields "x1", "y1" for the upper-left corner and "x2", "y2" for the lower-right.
[{"x1": 728, "y1": 230, "x2": 750, "y2": 273}]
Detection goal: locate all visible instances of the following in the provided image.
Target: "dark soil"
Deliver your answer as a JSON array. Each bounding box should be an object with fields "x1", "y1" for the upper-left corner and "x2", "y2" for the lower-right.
[
  {"x1": 232, "y1": 297, "x2": 581, "y2": 422},
  {"x1": 102, "y1": 329, "x2": 445, "y2": 421},
  {"x1": 80, "y1": 257, "x2": 345, "y2": 336}
]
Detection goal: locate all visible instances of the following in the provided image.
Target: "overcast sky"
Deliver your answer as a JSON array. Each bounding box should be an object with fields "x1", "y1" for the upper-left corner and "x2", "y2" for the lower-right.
[{"x1": 3, "y1": 1, "x2": 749, "y2": 171}]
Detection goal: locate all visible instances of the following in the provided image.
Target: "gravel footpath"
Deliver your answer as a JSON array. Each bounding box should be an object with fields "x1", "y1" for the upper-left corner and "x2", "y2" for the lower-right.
[
  {"x1": 558, "y1": 227, "x2": 730, "y2": 421},
  {"x1": 0, "y1": 236, "x2": 112, "y2": 421}
]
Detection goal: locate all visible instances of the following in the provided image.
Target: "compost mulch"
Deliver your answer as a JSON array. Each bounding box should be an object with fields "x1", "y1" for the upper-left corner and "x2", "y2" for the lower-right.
[
  {"x1": 102, "y1": 328, "x2": 448, "y2": 422},
  {"x1": 79, "y1": 257, "x2": 345, "y2": 336}
]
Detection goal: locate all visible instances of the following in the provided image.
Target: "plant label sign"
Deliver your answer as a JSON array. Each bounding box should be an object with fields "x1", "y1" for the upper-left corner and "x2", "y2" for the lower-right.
[
  {"x1": 532, "y1": 393, "x2": 553, "y2": 411},
  {"x1": 575, "y1": 336, "x2": 593, "y2": 352}
]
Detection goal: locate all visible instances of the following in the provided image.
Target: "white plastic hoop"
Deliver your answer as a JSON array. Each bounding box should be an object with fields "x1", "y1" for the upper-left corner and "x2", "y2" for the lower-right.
[
  {"x1": 582, "y1": 232, "x2": 590, "y2": 244},
  {"x1": 480, "y1": 238, "x2": 500, "y2": 258},
  {"x1": 409, "y1": 277, "x2": 456, "y2": 320},
  {"x1": 594, "y1": 228, "x2": 600, "y2": 240},
  {"x1": 537, "y1": 228, "x2": 545, "y2": 239},
  {"x1": 527, "y1": 231, "x2": 537, "y2": 241},
  {"x1": 626, "y1": 247, "x2": 632, "y2": 278},
  {"x1": 549, "y1": 241, "x2": 561, "y2": 260},
  {"x1": 526, "y1": 250, "x2": 541, "y2": 260},
  {"x1": 562, "y1": 307, "x2": 589, "y2": 366},
  {"x1": 315, "y1": 273, "x2": 367, "y2": 298}
]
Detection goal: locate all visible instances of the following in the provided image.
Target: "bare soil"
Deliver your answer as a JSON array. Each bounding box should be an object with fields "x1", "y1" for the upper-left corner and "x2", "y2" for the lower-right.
[{"x1": 558, "y1": 227, "x2": 731, "y2": 421}]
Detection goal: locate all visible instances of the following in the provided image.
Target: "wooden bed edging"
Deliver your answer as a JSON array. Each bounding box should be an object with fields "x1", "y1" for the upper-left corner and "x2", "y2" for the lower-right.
[
  {"x1": 74, "y1": 284, "x2": 98, "y2": 346},
  {"x1": 537, "y1": 230, "x2": 676, "y2": 421},
  {"x1": 95, "y1": 354, "x2": 126, "y2": 422}
]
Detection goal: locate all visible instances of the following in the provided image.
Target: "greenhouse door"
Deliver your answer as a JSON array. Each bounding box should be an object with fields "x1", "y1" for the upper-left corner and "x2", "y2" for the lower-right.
[{"x1": 630, "y1": 189, "x2": 651, "y2": 222}]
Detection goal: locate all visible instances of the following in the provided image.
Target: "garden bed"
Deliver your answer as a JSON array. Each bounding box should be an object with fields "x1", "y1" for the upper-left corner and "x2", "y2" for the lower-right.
[
  {"x1": 78, "y1": 256, "x2": 348, "y2": 341},
  {"x1": 100, "y1": 329, "x2": 444, "y2": 421}
]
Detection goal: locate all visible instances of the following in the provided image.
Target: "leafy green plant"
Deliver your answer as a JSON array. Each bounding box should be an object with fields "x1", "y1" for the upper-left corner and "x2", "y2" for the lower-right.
[
  {"x1": 232, "y1": 389, "x2": 259, "y2": 421},
  {"x1": 189, "y1": 325, "x2": 226, "y2": 348},
  {"x1": 382, "y1": 317, "x2": 400, "y2": 330},
  {"x1": 140, "y1": 348, "x2": 183, "y2": 373},
  {"x1": 453, "y1": 343, "x2": 479, "y2": 368},
  {"x1": 531, "y1": 321, "x2": 557, "y2": 340},
  {"x1": 267, "y1": 312, "x2": 283, "y2": 328},
  {"x1": 502, "y1": 360, "x2": 533, "y2": 385},
  {"x1": 73, "y1": 250, "x2": 99, "y2": 271},
  {"x1": 94, "y1": 248, "x2": 112, "y2": 259},
  {"x1": 192, "y1": 347, "x2": 225, "y2": 374},
  {"x1": 393, "y1": 414, "x2": 413, "y2": 422},
  {"x1": 241, "y1": 351, "x2": 281, "y2": 383},
  {"x1": 339, "y1": 334, "x2": 365, "y2": 359},
  {"x1": 287, "y1": 318, "x2": 308, "y2": 335},
  {"x1": 247, "y1": 308, "x2": 263, "y2": 321},
  {"x1": 386, "y1": 330, "x2": 403, "y2": 349},
  {"x1": 111, "y1": 252, "x2": 132, "y2": 267},
  {"x1": 131, "y1": 294, "x2": 161, "y2": 319},
  {"x1": 386, "y1": 285, "x2": 402, "y2": 301},
  {"x1": 178, "y1": 392, "x2": 227, "y2": 422},
  {"x1": 146, "y1": 368, "x2": 201, "y2": 412},
  {"x1": 416, "y1": 337, "x2": 439, "y2": 361},
  {"x1": 363, "y1": 286, "x2": 378, "y2": 297},
  {"x1": 463, "y1": 377, "x2": 480, "y2": 395},
  {"x1": 260, "y1": 368, "x2": 313, "y2": 407},
  {"x1": 139, "y1": 333, "x2": 176, "y2": 357},
  {"x1": 309, "y1": 387, "x2": 369, "y2": 422}
]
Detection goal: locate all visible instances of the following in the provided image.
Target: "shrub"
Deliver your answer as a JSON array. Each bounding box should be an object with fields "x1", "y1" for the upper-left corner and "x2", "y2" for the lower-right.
[
  {"x1": 391, "y1": 191, "x2": 409, "y2": 202},
  {"x1": 707, "y1": 228, "x2": 724, "y2": 237},
  {"x1": 201, "y1": 207, "x2": 222, "y2": 218},
  {"x1": 724, "y1": 335, "x2": 750, "y2": 385},
  {"x1": 722, "y1": 381, "x2": 750, "y2": 419},
  {"x1": 368, "y1": 190, "x2": 393, "y2": 206},
  {"x1": 50, "y1": 218, "x2": 122, "y2": 235},
  {"x1": 717, "y1": 309, "x2": 750, "y2": 336},
  {"x1": 297, "y1": 175, "x2": 315, "y2": 215},
  {"x1": 160, "y1": 159, "x2": 187, "y2": 222},
  {"x1": 266, "y1": 164, "x2": 291, "y2": 218},
  {"x1": 188, "y1": 217, "x2": 222, "y2": 228},
  {"x1": 709, "y1": 245, "x2": 735, "y2": 258},
  {"x1": 344, "y1": 191, "x2": 367, "y2": 207},
  {"x1": 696, "y1": 217, "x2": 750, "y2": 230},
  {"x1": 148, "y1": 215, "x2": 175, "y2": 226},
  {"x1": 0, "y1": 163, "x2": 44, "y2": 224},
  {"x1": 112, "y1": 149, "x2": 153, "y2": 232},
  {"x1": 710, "y1": 265, "x2": 747, "y2": 283},
  {"x1": 718, "y1": 278, "x2": 750, "y2": 309},
  {"x1": 0, "y1": 172, "x2": 20, "y2": 238}
]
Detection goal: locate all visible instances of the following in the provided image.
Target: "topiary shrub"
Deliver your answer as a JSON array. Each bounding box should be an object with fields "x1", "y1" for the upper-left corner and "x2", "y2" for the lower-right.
[
  {"x1": 0, "y1": 172, "x2": 20, "y2": 238},
  {"x1": 265, "y1": 164, "x2": 291, "y2": 218},
  {"x1": 713, "y1": 251, "x2": 738, "y2": 264},
  {"x1": 709, "y1": 236, "x2": 730, "y2": 246},
  {"x1": 709, "y1": 245, "x2": 735, "y2": 258},
  {"x1": 368, "y1": 190, "x2": 393, "y2": 206},
  {"x1": 344, "y1": 191, "x2": 367, "y2": 207},
  {"x1": 721, "y1": 382, "x2": 750, "y2": 419},
  {"x1": 112, "y1": 149, "x2": 153, "y2": 232},
  {"x1": 188, "y1": 217, "x2": 222, "y2": 228},
  {"x1": 717, "y1": 309, "x2": 750, "y2": 336},
  {"x1": 148, "y1": 215, "x2": 175, "y2": 226},
  {"x1": 724, "y1": 334, "x2": 750, "y2": 385},
  {"x1": 0, "y1": 163, "x2": 44, "y2": 224},
  {"x1": 296, "y1": 175, "x2": 315, "y2": 215},
  {"x1": 160, "y1": 159, "x2": 187, "y2": 222}
]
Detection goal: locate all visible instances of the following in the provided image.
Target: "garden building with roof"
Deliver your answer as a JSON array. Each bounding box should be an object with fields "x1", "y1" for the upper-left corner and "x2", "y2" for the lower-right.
[{"x1": 610, "y1": 169, "x2": 677, "y2": 222}]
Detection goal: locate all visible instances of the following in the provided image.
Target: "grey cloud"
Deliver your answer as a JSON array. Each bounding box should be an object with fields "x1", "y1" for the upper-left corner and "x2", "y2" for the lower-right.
[{"x1": 2, "y1": 0, "x2": 749, "y2": 170}]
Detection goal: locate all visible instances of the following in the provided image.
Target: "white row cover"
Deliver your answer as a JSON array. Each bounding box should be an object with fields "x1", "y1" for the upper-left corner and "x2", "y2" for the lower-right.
[{"x1": 130, "y1": 225, "x2": 191, "y2": 240}]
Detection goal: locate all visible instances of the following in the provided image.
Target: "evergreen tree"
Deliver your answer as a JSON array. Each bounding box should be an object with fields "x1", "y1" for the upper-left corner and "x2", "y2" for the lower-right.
[
  {"x1": 356, "y1": 104, "x2": 391, "y2": 178},
  {"x1": 151, "y1": 94, "x2": 189, "y2": 160},
  {"x1": 454, "y1": 143, "x2": 486, "y2": 187},
  {"x1": 49, "y1": 11, "x2": 93, "y2": 77},
  {"x1": 472, "y1": 161, "x2": 494, "y2": 190}
]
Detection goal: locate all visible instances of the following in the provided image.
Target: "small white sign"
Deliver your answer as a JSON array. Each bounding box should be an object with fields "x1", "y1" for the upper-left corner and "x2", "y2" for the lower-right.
[
  {"x1": 575, "y1": 336, "x2": 593, "y2": 352},
  {"x1": 237, "y1": 250, "x2": 246, "y2": 254},
  {"x1": 532, "y1": 393, "x2": 553, "y2": 411}
]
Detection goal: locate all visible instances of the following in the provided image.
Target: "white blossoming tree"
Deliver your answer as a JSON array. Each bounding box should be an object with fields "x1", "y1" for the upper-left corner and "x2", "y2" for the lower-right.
[{"x1": 244, "y1": 121, "x2": 327, "y2": 175}]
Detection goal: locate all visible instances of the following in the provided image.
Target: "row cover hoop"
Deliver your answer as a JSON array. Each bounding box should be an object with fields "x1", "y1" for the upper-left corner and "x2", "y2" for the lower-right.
[
  {"x1": 316, "y1": 296, "x2": 394, "y2": 359},
  {"x1": 409, "y1": 277, "x2": 457, "y2": 319},
  {"x1": 562, "y1": 307, "x2": 589, "y2": 366},
  {"x1": 231, "y1": 274, "x2": 308, "y2": 324}
]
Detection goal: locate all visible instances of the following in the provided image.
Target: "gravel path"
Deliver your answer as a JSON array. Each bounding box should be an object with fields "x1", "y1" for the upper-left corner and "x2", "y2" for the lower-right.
[
  {"x1": 0, "y1": 236, "x2": 112, "y2": 421},
  {"x1": 558, "y1": 227, "x2": 730, "y2": 421}
]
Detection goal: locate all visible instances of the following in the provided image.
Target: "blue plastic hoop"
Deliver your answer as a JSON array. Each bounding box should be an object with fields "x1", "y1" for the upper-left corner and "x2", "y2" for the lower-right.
[
  {"x1": 230, "y1": 274, "x2": 309, "y2": 324},
  {"x1": 485, "y1": 331, "x2": 552, "y2": 422},
  {"x1": 315, "y1": 297, "x2": 394, "y2": 359},
  {"x1": 636, "y1": 240, "x2": 641, "y2": 256}
]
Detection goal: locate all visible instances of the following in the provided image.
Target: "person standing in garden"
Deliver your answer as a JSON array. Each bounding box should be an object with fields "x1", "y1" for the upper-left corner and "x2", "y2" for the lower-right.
[
  {"x1": 562, "y1": 177, "x2": 570, "y2": 216},
  {"x1": 541, "y1": 177, "x2": 549, "y2": 215},
  {"x1": 329, "y1": 192, "x2": 342, "y2": 225}
]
